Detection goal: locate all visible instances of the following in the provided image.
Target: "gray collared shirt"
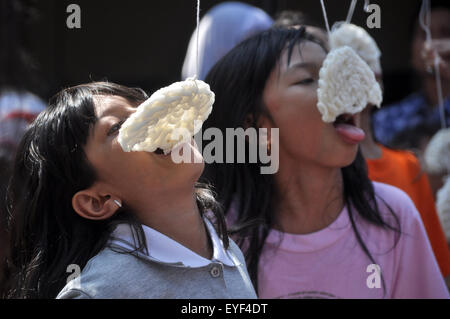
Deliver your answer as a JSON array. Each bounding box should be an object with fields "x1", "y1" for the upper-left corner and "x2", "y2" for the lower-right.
[{"x1": 56, "y1": 223, "x2": 257, "y2": 299}]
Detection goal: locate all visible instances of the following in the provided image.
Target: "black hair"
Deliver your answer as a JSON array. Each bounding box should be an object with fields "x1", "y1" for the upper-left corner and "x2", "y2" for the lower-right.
[
  {"x1": 3, "y1": 81, "x2": 227, "y2": 298},
  {"x1": 202, "y1": 27, "x2": 401, "y2": 295}
]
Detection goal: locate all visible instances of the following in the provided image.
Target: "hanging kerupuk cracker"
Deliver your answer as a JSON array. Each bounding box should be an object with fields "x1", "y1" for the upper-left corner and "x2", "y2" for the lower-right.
[
  {"x1": 316, "y1": 1, "x2": 382, "y2": 124},
  {"x1": 329, "y1": 22, "x2": 381, "y2": 75},
  {"x1": 424, "y1": 128, "x2": 450, "y2": 175},
  {"x1": 118, "y1": 78, "x2": 214, "y2": 154},
  {"x1": 118, "y1": 0, "x2": 213, "y2": 155}
]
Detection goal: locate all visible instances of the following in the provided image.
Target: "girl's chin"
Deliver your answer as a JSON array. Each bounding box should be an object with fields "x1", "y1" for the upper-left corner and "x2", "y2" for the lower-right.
[
  {"x1": 314, "y1": 143, "x2": 359, "y2": 169},
  {"x1": 337, "y1": 148, "x2": 359, "y2": 168},
  {"x1": 178, "y1": 162, "x2": 205, "y2": 187}
]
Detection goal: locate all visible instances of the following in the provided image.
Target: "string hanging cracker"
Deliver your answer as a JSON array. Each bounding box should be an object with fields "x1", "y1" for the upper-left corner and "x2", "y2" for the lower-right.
[
  {"x1": 118, "y1": 0, "x2": 214, "y2": 154},
  {"x1": 345, "y1": 0, "x2": 357, "y2": 24},
  {"x1": 317, "y1": 1, "x2": 382, "y2": 123},
  {"x1": 363, "y1": 0, "x2": 370, "y2": 12}
]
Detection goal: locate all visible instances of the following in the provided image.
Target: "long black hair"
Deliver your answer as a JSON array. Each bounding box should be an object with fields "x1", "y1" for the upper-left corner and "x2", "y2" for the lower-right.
[
  {"x1": 3, "y1": 82, "x2": 228, "y2": 299},
  {"x1": 202, "y1": 27, "x2": 401, "y2": 294}
]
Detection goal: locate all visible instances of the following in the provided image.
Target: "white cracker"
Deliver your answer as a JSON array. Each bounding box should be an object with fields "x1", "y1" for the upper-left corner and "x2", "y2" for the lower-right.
[
  {"x1": 118, "y1": 77, "x2": 214, "y2": 154},
  {"x1": 317, "y1": 46, "x2": 382, "y2": 123},
  {"x1": 329, "y1": 22, "x2": 381, "y2": 74},
  {"x1": 424, "y1": 128, "x2": 450, "y2": 174}
]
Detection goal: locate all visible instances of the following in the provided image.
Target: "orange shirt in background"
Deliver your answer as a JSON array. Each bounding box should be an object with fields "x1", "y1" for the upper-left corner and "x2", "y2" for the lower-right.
[{"x1": 366, "y1": 145, "x2": 450, "y2": 277}]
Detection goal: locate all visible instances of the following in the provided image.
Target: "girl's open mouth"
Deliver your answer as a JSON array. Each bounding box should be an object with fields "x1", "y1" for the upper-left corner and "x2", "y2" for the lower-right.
[
  {"x1": 153, "y1": 138, "x2": 197, "y2": 159},
  {"x1": 333, "y1": 113, "x2": 365, "y2": 144},
  {"x1": 153, "y1": 148, "x2": 165, "y2": 155}
]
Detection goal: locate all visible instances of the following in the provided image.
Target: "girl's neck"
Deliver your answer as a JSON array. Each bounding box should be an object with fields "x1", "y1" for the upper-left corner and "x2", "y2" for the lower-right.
[
  {"x1": 274, "y1": 156, "x2": 345, "y2": 234},
  {"x1": 132, "y1": 189, "x2": 212, "y2": 260}
]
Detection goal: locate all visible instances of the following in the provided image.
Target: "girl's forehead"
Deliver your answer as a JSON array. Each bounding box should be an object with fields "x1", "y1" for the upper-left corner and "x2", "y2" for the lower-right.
[
  {"x1": 92, "y1": 95, "x2": 131, "y2": 118},
  {"x1": 280, "y1": 40, "x2": 327, "y2": 70},
  {"x1": 305, "y1": 26, "x2": 329, "y2": 48}
]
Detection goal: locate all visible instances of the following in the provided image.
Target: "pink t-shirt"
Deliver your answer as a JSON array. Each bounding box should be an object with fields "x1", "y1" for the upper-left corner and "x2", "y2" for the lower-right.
[{"x1": 229, "y1": 182, "x2": 449, "y2": 299}]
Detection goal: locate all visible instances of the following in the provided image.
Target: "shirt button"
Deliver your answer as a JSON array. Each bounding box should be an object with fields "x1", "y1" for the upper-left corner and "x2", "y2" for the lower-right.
[{"x1": 210, "y1": 265, "x2": 221, "y2": 278}]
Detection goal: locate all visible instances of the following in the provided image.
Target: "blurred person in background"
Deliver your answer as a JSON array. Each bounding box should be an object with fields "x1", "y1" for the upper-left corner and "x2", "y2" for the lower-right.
[
  {"x1": 373, "y1": 1, "x2": 450, "y2": 154},
  {"x1": 182, "y1": 1, "x2": 273, "y2": 81},
  {"x1": 372, "y1": 1, "x2": 450, "y2": 217},
  {"x1": 272, "y1": 10, "x2": 327, "y2": 44},
  {"x1": 0, "y1": 0, "x2": 46, "y2": 291}
]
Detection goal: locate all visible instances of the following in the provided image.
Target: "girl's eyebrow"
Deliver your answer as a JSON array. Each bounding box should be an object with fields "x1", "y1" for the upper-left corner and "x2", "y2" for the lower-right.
[
  {"x1": 96, "y1": 101, "x2": 127, "y2": 118},
  {"x1": 283, "y1": 62, "x2": 316, "y2": 77},
  {"x1": 287, "y1": 62, "x2": 315, "y2": 71}
]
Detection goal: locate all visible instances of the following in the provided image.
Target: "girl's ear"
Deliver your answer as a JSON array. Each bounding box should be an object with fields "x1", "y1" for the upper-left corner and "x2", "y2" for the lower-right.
[
  {"x1": 72, "y1": 186, "x2": 120, "y2": 220},
  {"x1": 257, "y1": 112, "x2": 275, "y2": 131}
]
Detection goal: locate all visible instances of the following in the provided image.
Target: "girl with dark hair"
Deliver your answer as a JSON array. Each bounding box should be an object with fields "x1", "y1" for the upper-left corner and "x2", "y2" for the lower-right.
[
  {"x1": 202, "y1": 27, "x2": 449, "y2": 298},
  {"x1": 3, "y1": 82, "x2": 256, "y2": 299}
]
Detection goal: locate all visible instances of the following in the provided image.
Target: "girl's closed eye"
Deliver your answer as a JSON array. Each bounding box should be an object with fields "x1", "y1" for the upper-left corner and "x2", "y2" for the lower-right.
[
  {"x1": 294, "y1": 78, "x2": 315, "y2": 85},
  {"x1": 107, "y1": 120, "x2": 124, "y2": 136}
]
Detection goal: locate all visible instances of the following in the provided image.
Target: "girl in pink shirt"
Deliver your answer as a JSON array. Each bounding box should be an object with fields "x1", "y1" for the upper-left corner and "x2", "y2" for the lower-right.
[{"x1": 201, "y1": 26, "x2": 449, "y2": 298}]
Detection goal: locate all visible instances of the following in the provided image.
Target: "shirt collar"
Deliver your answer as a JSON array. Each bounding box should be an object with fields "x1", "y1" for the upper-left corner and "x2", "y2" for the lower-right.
[{"x1": 109, "y1": 217, "x2": 236, "y2": 268}]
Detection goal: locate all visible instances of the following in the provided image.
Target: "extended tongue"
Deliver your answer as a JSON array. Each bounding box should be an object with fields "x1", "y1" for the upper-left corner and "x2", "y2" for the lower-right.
[{"x1": 334, "y1": 123, "x2": 365, "y2": 144}]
